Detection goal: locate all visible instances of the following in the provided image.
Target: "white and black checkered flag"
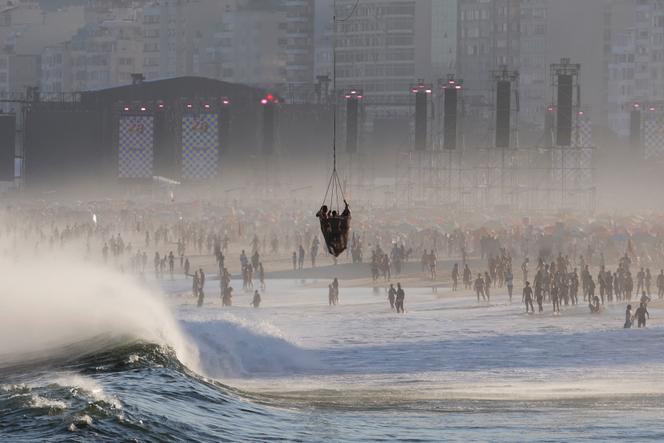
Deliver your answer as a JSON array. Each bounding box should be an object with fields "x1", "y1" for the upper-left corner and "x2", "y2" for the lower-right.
[
  {"x1": 644, "y1": 118, "x2": 664, "y2": 159},
  {"x1": 181, "y1": 114, "x2": 220, "y2": 180},
  {"x1": 118, "y1": 115, "x2": 155, "y2": 178}
]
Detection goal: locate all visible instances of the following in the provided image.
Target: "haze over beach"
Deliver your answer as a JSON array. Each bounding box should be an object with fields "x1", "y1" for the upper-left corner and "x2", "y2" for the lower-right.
[{"x1": 2, "y1": 1, "x2": 664, "y2": 442}]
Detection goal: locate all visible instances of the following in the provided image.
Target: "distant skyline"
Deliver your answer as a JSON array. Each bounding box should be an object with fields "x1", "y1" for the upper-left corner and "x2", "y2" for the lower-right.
[{"x1": 0, "y1": 0, "x2": 660, "y2": 142}]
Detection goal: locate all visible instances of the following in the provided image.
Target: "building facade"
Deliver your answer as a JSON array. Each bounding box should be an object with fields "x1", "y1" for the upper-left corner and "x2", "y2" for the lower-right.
[
  {"x1": 606, "y1": 0, "x2": 664, "y2": 137},
  {"x1": 207, "y1": 7, "x2": 288, "y2": 88},
  {"x1": 284, "y1": 0, "x2": 315, "y2": 100},
  {"x1": 332, "y1": 0, "x2": 455, "y2": 118},
  {"x1": 456, "y1": 0, "x2": 521, "y2": 123}
]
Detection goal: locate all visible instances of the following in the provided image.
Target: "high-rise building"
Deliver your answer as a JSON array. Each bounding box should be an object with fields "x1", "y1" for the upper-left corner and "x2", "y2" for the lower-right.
[
  {"x1": 0, "y1": 52, "x2": 40, "y2": 98},
  {"x1": 142, "y1": 0, "x2": 188, "y2": 80},
  {"x1": 457, "y1": 0, "x2": 521, "y2": 121},
  {"x1": 69, "y1": 19, "x2": 143, "y2": 91},
  {"x1": 41, "y1": 44, "x2": 74, "y2": 94},
  {"x1": 142, "y1": 0, "x2": 233, "y2": 81},
  {"x1": 332, "y1": 0, "x2": 456, "y2": 118},
  {"x1": 201, "y1": 0, "x2": 315, "y2": 102},
  {"x1": 313, "y1": 0, "x2": 333, "y2": 83},
  {"x1": 208, "y1": 6, "x2": 288, "y2": 87},
  {"x1": 546, "y1": 0, "x2": 616, "y2": 130},
  {"x1": 0, "y1": 0, "x2": 85, "y2": 102},
  {"x1": 456, "y1": 0, "x2": 624, "y2": 141},
  {"x1": 518, "y1": 0, "x2": 548, "y2": 125},
  {"x1": 284, "y1": 0, "x2": 315, "y2": 97},
  {"x1": 606, "y1": 0, "x2": 664, "y2": 137},
  {"x1": 431, "y1": 0, "x2": 457, "y2": 76}
]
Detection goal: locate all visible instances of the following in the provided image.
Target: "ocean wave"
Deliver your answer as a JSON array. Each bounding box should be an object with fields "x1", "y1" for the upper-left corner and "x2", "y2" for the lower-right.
[
  {"x1": 180, "y1": 311, "x2": 323, "y2": 379},
  {"x1": 0, "y1": 256, "x2": 200, "y2": 374}
]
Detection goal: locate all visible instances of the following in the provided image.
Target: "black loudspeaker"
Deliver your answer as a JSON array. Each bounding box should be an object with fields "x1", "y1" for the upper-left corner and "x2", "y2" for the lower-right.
[
  {"x1": 262, "y1": 103, "x2": 275, "y2": 155},
  {"x1": 556, "y1": 74, "x2": 573, "y2": 146},
  {"x1": 444, "y1": 88, "x2": 458, "y2": 150},
  {"x1": 414, "y1": 91, "x2": 427, "y2": 151},
  {"x1": 0, "y1": 115, "x2": 15, "y2": 181},
  {"x1": 496, "y1": 81, "x2": 511, "y2": 148},
  {"x1": 630, "y1": 109, "x2": 641, "y2": 151},
  {"x1": 346, "y1": 97, "x2": 358, "y2": 153}
]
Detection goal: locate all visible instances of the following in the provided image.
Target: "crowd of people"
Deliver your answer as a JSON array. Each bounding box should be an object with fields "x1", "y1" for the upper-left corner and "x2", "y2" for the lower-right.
[{"x1": 3, "y1": 199, "x2": 664, "y2": 324}]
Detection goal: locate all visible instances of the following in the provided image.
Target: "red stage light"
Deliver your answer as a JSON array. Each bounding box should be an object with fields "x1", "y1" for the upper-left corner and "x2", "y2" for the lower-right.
[{"x1": 266, "y1": 94, "x2": 274, "y2": 101}]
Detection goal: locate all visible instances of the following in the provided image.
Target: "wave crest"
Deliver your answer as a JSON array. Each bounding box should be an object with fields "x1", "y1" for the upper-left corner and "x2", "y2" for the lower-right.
[{"x1": 181, "y1": 312, "x2": 322, "y2": 379}]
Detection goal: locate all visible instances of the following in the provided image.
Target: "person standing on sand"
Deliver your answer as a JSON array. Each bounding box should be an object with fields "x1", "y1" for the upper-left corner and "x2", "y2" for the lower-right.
[
  {"x1": 332, "y1": 278, "x2": 339, "y2": 304},
  {"x1": 505, "y1": 267, "x2": 514, "y2": 302},
  {"x1": 463, "y1": 264, "x2": 472, "y2": 290},
  {"x1": 452, "y1": 263, "x2": 459, "y2": 291},
  {"x1": 429, "y1": 250, "x2": 437, "y2": 280},
  {"x1": 474, "y1": 274, "x2": 485, "y2": 302},
  {"x1": 523, "y1": 281, "x2": 534, "y2": 313},
  {"x1": 298, "y1": 245, "x2": 305, "y2": 270},
  {"x1": 251, "y1": 290, "x2": 261, "y2": 308},
  {"x1": 521, "y1": 258, "x2": 529, "y2": 284},
  {"x1": 192, "y1": 270, "x2": 199, "y2": 298},
  {"x1": 395, "y1": 283, "x2": 405, "y2": 313},
  {"x1": 484, "y1": 272, "x2": 492, "y2": 301},
  {"x1": 388, "y1": 283, "x2": 396, "y2": 310}
]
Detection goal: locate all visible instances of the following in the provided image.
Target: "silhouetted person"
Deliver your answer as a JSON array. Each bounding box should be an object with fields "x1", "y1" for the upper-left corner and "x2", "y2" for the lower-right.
[{"x1": 395, "y1": 283, "x2": 405, "y2": 313}]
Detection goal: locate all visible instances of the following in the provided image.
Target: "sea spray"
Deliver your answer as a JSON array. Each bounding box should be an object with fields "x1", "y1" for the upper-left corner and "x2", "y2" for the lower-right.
[{"x1": 0, "y1": 256, "x2": 199, "y2": 372}]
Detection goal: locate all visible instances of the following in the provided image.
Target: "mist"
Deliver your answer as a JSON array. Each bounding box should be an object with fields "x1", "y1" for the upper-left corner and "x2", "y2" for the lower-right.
[{"x1": 3, "y1": 1, "x2": 664, "y2": 442}]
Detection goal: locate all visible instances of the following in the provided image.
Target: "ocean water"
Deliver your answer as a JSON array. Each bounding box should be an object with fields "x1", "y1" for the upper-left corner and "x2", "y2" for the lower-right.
[{"x1": 3, "y1": 269, "x2": 664, "y2": 442}]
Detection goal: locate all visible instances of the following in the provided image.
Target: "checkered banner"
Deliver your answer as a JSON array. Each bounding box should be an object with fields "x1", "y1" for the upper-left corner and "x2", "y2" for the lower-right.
[
  {"x1": 573, "y1": 117, "x2": 592, "y2": 147},
  {"x1": 644, "y1": 118, "x2": 664, "y2": 159},
  {"x1": 118, "y1": 115, "x2": 154, "y2": 178},
  {"x1": 181, "y1": 114, "x2": 219, "y2": 180}
]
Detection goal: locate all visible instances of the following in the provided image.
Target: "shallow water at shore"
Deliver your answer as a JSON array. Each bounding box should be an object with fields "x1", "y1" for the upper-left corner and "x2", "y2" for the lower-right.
[{"x1": 3, "y1": 276, "x2": 664, "y2": 442}]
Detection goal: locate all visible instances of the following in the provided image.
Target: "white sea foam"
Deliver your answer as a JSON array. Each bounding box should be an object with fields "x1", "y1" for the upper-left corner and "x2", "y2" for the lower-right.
[
  {"x1": 29, "y1": 394, "x2": 67, "y2": 410},
  {"x1": 50, "y1": 373, "x2": 122, "y2": 409}
]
